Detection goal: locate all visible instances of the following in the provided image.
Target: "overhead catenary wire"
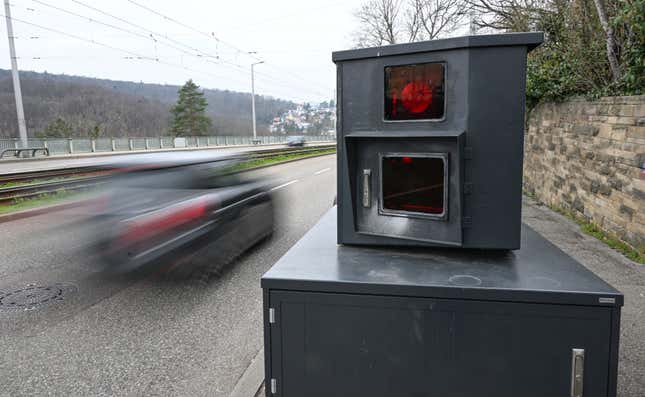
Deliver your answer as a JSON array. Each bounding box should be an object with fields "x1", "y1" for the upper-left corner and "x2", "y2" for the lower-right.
[
  {"x1": 0, "y1": 12, "x2": 256, "y2": 87},
  {"x1": 123, "y1": 0, "x2": 332, "y2": 94},
  {"x1": 40, "y1": 0, "x2": 329, "y2": 99},
  {"x1": 124, "y1": 0, "x2": 260, "y2": 63},
  {"x1": 7, "y1": 1, "x2": 333, "y2": 102},
  {"x1": 30, "y1": 0, "x2": 191, "y2": 57}
]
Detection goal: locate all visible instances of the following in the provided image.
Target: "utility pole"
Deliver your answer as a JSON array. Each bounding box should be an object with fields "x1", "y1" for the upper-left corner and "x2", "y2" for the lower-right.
[
  {"x1": 251, "y1": 60, "x2": 264, "y2": 141},
  {"x1": 4, "y1": 0, "x2": 28, "y2": 147}
]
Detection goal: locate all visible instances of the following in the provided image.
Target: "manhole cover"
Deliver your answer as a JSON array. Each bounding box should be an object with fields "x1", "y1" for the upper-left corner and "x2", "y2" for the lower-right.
[
  {"x1": 0, "y1": 283, "x2": 77, "y2": 312},
  {"x1": 448, "y1": 275, "x2": 482, "y2": 286}
]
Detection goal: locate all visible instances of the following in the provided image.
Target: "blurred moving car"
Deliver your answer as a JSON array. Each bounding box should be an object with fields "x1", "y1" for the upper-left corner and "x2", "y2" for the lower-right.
[
  {"x1": 91, "y1": 152, "x2": 274, "y2": 278},
  {"x1": 286, "y1": 136, "x2": 305, "y2": 147}
]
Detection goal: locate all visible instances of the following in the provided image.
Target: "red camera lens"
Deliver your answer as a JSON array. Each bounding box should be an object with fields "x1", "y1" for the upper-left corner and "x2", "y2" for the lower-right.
[
  {"x1": 385, "y1": 63, "x2": 445, "y2": 121},
  {"x1": 401, "y1": 82, "x2": 432, "y2": 114}
]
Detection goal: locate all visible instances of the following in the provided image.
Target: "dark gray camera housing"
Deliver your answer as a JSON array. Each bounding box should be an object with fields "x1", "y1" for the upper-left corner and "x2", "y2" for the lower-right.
[{"x1": 333, "y1": 32, "x2": 543, "y2": 249}]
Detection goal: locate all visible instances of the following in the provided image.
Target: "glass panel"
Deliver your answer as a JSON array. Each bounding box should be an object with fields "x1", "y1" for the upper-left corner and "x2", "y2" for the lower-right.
[
  {"x1": 384, "y1": 63, "x2": 445, "y2": 121},
  {"x1": 382, "y1": 155, "x2": 445, "y2": 215}
]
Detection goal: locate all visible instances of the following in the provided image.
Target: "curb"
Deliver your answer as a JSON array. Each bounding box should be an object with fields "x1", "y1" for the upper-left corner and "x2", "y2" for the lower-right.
[{"x1": 230, "y1": 349, "x2": 264, "y2": 397}]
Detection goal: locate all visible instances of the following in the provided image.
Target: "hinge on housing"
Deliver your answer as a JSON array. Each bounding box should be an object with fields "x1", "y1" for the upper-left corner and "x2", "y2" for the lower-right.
[
  {"x1": 270, "y1": 378, "x2": 277, "y2": 394},
  {"x1": 464, "y1": 147, "x2": 473, "y2": 160},
  {"x1": 269, "y1": 308, "x2": 276, "y2": 324},
  {"x1": 462, "y1": 216, "x2": 472, "y2": 228},
  {"x1": 464, "y1": 182, "x2": 473, "y2": 194}
]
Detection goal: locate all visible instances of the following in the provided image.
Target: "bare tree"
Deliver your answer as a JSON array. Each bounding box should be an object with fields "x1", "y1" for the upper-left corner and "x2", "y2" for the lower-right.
[
  {"x1": 464, "y1": 0, "x2": 542, "y2": 31},
  {"x1": 353, "y1": 0, "x2": 467, "y2": 48},
  {"x1": 407, "y1": 0, "x2": 467, "y2": 40},
  {"x1": 590, "y1": 0, "x2": 621, "y2": 82},
  {"x1": 353, "y1": 0, "x2": 405, "y2": 47}
]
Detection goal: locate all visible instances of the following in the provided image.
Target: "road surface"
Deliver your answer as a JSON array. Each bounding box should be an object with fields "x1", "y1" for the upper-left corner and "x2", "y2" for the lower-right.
[{"x1": 0, "y1": 154, "x2": 336, "y2": 396}]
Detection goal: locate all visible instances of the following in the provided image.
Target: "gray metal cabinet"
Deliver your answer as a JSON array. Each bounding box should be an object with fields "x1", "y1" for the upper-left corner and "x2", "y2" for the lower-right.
[
  {"x1": 268, "y1": 292, "x2": 616, "y2": 397},
  {"x1": 262, "y1": 209, "x2": 622, "y2": 397}
]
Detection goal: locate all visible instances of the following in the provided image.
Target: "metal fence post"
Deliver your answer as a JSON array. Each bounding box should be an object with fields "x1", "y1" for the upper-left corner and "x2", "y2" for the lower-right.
[
  {"x1": 195, "y1": 136, "x2": 199, "y2": 148},
  {"x1": 159, "y1": 137, "x2": 164, "y2": 149},
  {"x1": 145, "y1": 138, "x2": 150, "y2": 150},
  {"x1": 128, "y1": 138, "x2": 134, "y2": 151},
  {"x1": 111, "y1": 138, "x2": 116, "y2": 151},
  {"x1": 91, "y1": 139, "x2": 96, "y2": 152},
  {"x1": 13, "y1": 138, "x2": 18, "y2": 149},
  {"x1": 67, "y1": 138, "x2": 74, "y2": 154},
  {"x1": 43, "y1": 138, "x2": 48, "y2": 150}
]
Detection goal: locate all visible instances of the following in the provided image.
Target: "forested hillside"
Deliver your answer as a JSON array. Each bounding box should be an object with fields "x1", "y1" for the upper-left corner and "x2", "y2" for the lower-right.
[{"x1": 0, "y1": 70, "x2": 297, "y2": 138}]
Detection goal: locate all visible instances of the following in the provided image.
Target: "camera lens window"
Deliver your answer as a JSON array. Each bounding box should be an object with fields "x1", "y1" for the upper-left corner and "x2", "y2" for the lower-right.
[
  {"x1": 385, "y1": 63, "x2": 445, "y2": 121},
  {"x1": 382, "y1": 155, "x2": 445, "y2": 216}
]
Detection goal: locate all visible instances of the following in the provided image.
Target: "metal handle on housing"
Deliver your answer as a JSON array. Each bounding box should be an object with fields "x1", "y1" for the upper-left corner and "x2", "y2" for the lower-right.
[
  {"x1": 570, "y1": 348, "x2": 585, "y2": 397},
  {"x1": 362, "y1": 169, "x2": 371, "y2": 208}
]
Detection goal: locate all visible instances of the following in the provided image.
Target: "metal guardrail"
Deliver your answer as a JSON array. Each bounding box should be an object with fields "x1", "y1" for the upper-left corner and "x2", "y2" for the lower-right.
[
  {"x1": 0, "y1": 145, "x2": 336, "y2": 204},
  {"x1": 0, "y1": 135, "x2": 336, "y2": 157},
  {"x1": 0, "y1": 147, "x2": 49, "y2": 158}
]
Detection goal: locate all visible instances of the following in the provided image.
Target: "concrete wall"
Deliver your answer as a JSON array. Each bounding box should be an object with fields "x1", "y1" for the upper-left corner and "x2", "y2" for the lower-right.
[{"x1": 523, "y1": 95, "x2": 645, "y2": 251}]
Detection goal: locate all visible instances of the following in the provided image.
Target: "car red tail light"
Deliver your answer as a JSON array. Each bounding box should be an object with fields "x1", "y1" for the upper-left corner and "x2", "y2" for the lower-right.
[{"x1": 119, "y1": 198, "x2": 208, "y2": 244}]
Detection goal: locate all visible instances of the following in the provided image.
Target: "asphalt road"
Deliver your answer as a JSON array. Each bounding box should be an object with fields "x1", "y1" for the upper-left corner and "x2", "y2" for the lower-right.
[{"x1": 0, "y1": 154, "x2": 337, "y2": 396}]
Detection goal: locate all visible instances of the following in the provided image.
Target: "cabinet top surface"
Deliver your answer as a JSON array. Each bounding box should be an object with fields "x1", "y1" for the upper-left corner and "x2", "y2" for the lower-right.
[{"x1": 262, "y1": 208, "x2": 623, "y2": 307}]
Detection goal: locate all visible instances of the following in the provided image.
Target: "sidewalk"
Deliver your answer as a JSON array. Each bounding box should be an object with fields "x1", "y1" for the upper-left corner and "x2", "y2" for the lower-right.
[{"x1": 522, "y1": 197, "x2": 644, "y2": 396}]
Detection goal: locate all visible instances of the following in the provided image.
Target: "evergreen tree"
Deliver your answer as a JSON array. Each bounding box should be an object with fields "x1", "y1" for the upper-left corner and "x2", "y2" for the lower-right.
[
  {"x1": 170, "y1": 79, "x2": 212, "y2": 136},
  {"x1": 37, "y1": 117, "x2": 73, "y2": 138}
]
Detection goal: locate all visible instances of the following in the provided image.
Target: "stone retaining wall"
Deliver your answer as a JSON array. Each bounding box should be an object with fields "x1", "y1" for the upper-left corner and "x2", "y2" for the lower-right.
[{"x1": 523, "y1": 95, "x2": 644, "y2": 251}]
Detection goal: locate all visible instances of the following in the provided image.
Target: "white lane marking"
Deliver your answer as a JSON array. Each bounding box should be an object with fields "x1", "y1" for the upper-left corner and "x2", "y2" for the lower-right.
[
  {"x1": 314, "y1": 167, "x2": 331, "y2": 175},
  {"x1": 270, "y1": 179, "x2": 299, "y2": 191}
]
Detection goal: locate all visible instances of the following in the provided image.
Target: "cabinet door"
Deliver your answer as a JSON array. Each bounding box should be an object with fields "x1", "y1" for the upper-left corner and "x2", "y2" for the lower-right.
[{"x1": 268, "y1": 291, "x2": 613, "y2": 397}]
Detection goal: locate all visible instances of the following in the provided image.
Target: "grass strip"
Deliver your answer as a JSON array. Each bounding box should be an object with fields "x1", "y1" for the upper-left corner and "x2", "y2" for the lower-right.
[
  {"x1": 0, "y1": 175, "x2": 92, "y2": 189},
  {"x1": 0, "y1": 189, "x2": 85, "y2": 215},
  {"x1": 228, "y1": 147, "x2": 336, "y2": 173},
  {"x1": 524, "y1": 192, "x2": 644, "y2": 264}
]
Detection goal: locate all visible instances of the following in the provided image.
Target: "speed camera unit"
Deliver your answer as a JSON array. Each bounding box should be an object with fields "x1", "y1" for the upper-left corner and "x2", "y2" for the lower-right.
[{"x1": 333, "y1": 32, "x2": 543, "y2": 249}]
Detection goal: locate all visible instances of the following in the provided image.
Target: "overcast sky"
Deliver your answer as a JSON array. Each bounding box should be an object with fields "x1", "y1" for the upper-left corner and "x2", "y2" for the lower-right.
[{"x1": 1, "y1": 0, "x2": 365, "y2": 103}]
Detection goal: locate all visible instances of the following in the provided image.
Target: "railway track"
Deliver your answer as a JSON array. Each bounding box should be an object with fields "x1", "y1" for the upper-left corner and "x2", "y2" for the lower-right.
[{"x1": 0, "y1": 145, "x2": 335, "y2": 205}]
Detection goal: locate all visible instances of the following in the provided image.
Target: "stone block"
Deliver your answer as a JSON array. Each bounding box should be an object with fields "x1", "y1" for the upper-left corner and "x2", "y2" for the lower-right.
[
  {"x1": 618, "y1": 105, "x2": 635, "y2": 117},
  {"x1": 636, "y1": 153, "x2": 645, "y2": 168},
  {"x1": 632, "y1": 187, "x2": 645, "y2": 201},
  {"x1": 572, "y1": 197, "x2": 585, "y2": 213},
  {"x1": 573, "y1": 124, "x2": 599, "y2": 136},
  {"x1": 608, "y1": 104, "x2": 621, "y2": 116},
  {"x1": 608, "y1": 177, "x2": 623, "y2": 190},
  {"x1": 615, "y1": 116, "x2": 636, "y2": 125},
  {"x1": 611, "y1": 126, "x2": 627, "y2": 140},
  {"x1": 599, "y1": 164, "x2": 613, "y2": 176},
  {"x1": 627, "y1": 126, "x2": 645, "y2": 139},
  {"x1": 597, "y1": 124, "x2": 613, "y2": 139},
  {"x1": 619, "y1": 204, "x2": 635, "y2": 220}
]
